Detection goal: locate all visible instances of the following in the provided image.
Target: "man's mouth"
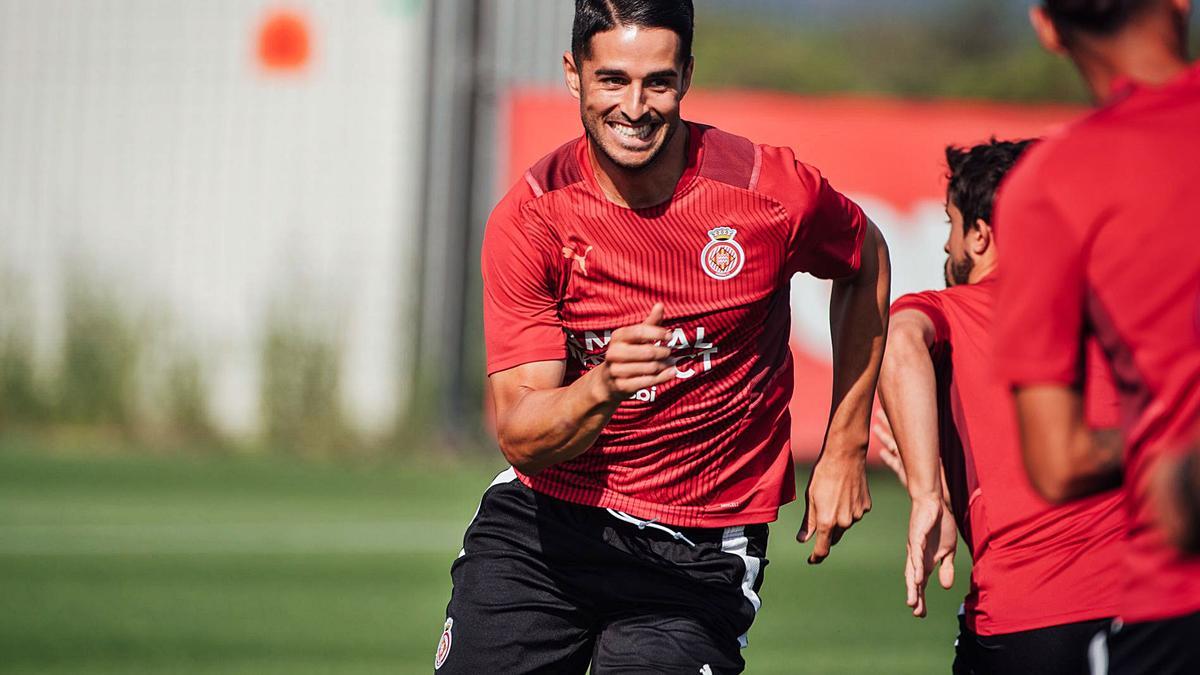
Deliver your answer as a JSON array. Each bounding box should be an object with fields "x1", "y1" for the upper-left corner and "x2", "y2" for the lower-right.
[{"x1": 607, "y1": 120, "x2": 657, "y2": 143}]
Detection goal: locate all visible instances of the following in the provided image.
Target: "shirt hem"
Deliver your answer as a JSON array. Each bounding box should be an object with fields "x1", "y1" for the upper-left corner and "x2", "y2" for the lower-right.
[
  {"x1": 969, "y1": 606, "x2": 1118, "y2": 637},
  {"x1": 517, "y1": 474, "x2": 787, "y2": 528},
  {"x1": 1120, "y1": 596, "x2": 1200, "y2": 624},
  {"x1": 995, "y1": 358, "x2": 1078, "y2": 388},
  {"x1": 486, "y1": 349, "x2": 568, "y2": 376}
]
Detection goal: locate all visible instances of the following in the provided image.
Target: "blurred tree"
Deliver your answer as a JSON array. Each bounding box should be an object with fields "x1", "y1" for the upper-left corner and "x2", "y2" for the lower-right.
[{"x1": 694, "y1": 0, "x2": 1196, "y2": 102}]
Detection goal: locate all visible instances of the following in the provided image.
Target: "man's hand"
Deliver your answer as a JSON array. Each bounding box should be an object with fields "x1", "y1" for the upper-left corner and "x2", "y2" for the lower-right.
[
  {"x1": 594, "y1": 303, "x2": 676, "y2": 402},
  {"x1": 873, "y1": 408, "x2": 908, "y2": 488},
  {"x1": 491, "y1": 303, "x2": 674, "y2": 475},
  {"x1": 798, "y1": 450, "x2": 872, "y2": 564},
  {"x1": 904, "y1": 496, "x2": 956, "y2": 618}
]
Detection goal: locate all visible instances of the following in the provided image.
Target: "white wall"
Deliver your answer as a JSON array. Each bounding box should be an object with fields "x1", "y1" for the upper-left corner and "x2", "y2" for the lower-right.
[{"x1": 0, "y1": 0, "x2": 427, "y2": 437}]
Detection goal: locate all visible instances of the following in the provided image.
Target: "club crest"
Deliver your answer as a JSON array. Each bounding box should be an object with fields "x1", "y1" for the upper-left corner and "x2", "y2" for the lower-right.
[
  {"x1": 434, "y1": 617, "x2": 453, "y2": 670},
  {"x1": 701, "y1": 227, "x2": 745, "y2": 280}
]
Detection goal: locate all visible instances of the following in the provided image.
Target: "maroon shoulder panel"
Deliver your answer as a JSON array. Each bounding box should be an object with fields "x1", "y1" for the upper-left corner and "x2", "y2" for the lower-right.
[
  {"x1": 526, "y1": 137, "x2": 584, "y2": 196},
  {"x1": 694, "y1": 124, "x2": 757, "y2": 190}
]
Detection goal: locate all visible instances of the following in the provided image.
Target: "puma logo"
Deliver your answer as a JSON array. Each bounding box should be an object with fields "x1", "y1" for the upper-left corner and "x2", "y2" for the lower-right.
[{"x1": 562, "y1": 245, "x2": 594, "y2": 276}]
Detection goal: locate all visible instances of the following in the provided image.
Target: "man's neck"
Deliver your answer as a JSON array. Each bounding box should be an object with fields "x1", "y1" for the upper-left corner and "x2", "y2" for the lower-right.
[
  {"x1": 1071, "y1": 23, "x2": 1190, "y2": 102},
  {"x1": 967, "y1": 257, "x2": 997, "y2": 285},
  {"x1": 589, "y1": 123, "x2": 689, "y2": 209}
]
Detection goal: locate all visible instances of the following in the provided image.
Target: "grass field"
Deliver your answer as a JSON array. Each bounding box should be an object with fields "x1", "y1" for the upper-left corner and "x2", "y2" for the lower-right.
[{"x1": 0, "y1": 436, "x2": 969, "y2": 674}]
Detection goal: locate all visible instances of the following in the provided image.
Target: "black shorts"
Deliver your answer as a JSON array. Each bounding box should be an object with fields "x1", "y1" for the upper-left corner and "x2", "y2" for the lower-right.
[
  {"x1": 1097, "y1": 611, "x2": 1200, "y2": 675},
  {"x1": 435, "y1": 469, "x2": 769, "y2": 674},
  {"x1": 952, "y1": 610, "x2": 1111, "y2": 675}
]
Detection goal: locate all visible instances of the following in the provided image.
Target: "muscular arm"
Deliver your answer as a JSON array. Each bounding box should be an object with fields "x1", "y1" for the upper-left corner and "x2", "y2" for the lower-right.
[
  {"x1": 490, "y1": 304, "x2": 675, "y2": 476},
  {"x1": 877, "y1": 309, "x2": 956, "y2": 616},
  {"x1": 878, "y1": 310, "x2": 941, "y2": 504},
  {"x1": 800, "y1": 221, "x2": 891, "y2": 562},
  {"x1": 1013, "y1": 385, "x2": 1123, "y2": 503}
]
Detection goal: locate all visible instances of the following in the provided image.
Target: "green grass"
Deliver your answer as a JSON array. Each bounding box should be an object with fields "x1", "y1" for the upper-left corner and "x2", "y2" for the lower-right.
[{"x1": 0, "y1": 438, "x2": 968, "y2": 673}]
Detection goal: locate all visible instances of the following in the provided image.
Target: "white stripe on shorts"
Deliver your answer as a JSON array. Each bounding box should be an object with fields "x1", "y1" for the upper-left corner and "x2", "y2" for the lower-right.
[
  {"x1": 720, "y1": 525, "x2": 762, "y2": 648},
  {"x1": 1088, "y1": 624, "x2": 1110, "y2": 675},
  {"x1": 457, "y1": 467, "x2": 518, "y2": 558}
]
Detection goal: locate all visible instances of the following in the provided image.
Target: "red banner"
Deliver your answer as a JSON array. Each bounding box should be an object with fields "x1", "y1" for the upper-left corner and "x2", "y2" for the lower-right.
[{"x1": 503, "y1": 88, "x2": 1082, "y2": 461}]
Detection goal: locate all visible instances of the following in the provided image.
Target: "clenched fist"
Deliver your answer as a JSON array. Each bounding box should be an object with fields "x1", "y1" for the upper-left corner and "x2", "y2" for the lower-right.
[{"x1": 596, "y1": 303, "x2": 677, "y2": 402}]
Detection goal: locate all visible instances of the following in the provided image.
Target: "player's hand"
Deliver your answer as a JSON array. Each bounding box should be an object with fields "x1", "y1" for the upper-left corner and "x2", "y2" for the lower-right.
[
  {"x1": 872, "y1": 408, "x2": 907, "y2": 488},
  {"x1": 597, "y1": 303, "x2": 676, "y2": 402},
  {"x1": 797, "y1": 450, "x2": 871, "y2": 564},
  {"x1": 904, "y1": 496, "x2": 956, "y2": 618}
]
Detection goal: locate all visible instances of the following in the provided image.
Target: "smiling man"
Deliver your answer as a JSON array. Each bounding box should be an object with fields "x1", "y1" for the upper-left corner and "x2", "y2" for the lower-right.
[{"x1": 435, "y1": 1, "x2": 891, "y2": 673}]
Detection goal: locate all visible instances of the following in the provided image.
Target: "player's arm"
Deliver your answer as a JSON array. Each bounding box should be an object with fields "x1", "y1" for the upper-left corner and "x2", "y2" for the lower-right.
[
  {"x1": 800, "y1": 220, "x2": 891, "y2": 563},
  {"x1": 1153, "y1": 441, "x2": 1200, "y2": 554},
  {"x1": 1012, "y1": 385, "x2": 1122, "y2": 503},
  {"x1": 490, "y1": 304, "x2": 676, "y2": 476},
  {"x1": 877, "y1": 308, "x2": 956, "y2": 617},
  {"x1": 993, "y1": 165, "x2": 1123, "y2": 504}
]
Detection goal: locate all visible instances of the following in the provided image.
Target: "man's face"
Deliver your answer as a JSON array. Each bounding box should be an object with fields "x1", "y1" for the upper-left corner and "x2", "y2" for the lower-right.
[
  {"x1": 944, "y1": 201, "x2": 974, "y2": 288},
  {"x1": 570, "y1": 26, "x2": 692, "y2": 171}
]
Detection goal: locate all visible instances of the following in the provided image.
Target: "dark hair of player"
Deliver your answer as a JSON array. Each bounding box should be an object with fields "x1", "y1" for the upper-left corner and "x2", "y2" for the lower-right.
[
  {"x1": 945, "y1": 138, "x2": 1037, "y2": 233},
  {"x1": 1041, "y1": 0, "x2": 1157, "y2": 35},
  {"x1": 571, "y1": 0, "x2": 695, "y2": 64}
]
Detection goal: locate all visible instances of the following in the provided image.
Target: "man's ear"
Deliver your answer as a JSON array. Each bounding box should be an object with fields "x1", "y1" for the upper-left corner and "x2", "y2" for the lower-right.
[
  {"x1": 563, "y1": 51, "x2": 582, "y2": 100},
  {"x1": 1030, "y1": 5, "x2": 1067, "y2": 55},
  {"x1": 1172, "y1": 0, "x2": 1191, "y2": 17},
  {"x1": 972, "y1": 218, "x2": 994, "y2": 256},
  {"x1": 680, "y1": 55, "x2": 695, "y2": 99}
]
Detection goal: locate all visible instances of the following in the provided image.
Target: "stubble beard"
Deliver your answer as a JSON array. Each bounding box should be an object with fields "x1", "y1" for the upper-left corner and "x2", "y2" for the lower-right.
[
  {"x1": 583, "y1": 111, "x2": 679, "y2": 174},
  {"x1": 945, "y1": 254, "x2": 974, "y2": 288}
]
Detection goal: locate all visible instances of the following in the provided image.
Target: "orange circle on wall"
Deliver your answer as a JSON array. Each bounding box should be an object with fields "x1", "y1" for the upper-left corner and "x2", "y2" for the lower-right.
[{"x1": 257, "y1": 11, "x2": 310, "y2": 71}]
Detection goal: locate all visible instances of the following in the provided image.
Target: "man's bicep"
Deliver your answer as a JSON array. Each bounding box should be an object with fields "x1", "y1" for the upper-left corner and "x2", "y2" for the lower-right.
[
  {"x1": 489, "y1": 360, "x2": 567, "y2": 420},
  {"x1": 889, "y1": 307, "x2": 942, "y2": 350}
]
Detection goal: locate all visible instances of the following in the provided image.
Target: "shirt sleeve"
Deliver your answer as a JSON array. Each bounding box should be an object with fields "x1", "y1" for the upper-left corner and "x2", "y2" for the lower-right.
[
  {"x1": 783, "y1": 160, "x2": 869, "y2": 280},
  {"x1": 480, "y1": 180, "x2": 567, "y2": 375},
  {"x1": 890, "y1": 291, "x2": 950, "y2": 348},
  {"x1": 993, "y1": 157, "x2": 1088, "y2": 387}
]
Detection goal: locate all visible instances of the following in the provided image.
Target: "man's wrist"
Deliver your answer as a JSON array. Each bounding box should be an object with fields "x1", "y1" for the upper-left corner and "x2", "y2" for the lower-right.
[
  {"x1": 821, "y1": 434, "x2": 869, "y2": 460},
  {"x1": 908, "y1": 491, "x2": 942, "y2": 508},
  {"x1": 585, "y1": 363, "x2": 623, "y2": 407}
]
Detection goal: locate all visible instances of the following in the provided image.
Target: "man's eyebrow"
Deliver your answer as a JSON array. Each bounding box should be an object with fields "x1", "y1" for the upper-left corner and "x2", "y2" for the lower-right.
[{"x1": 591, "y1": 68, "x2": 679, "y2": 79}]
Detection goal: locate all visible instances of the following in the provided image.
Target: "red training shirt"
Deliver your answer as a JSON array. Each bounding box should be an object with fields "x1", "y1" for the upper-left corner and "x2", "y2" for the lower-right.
[
  {"x1": 481, "y1": 122, "x2": 868, "y2": 528},
  {"x1": 994, "y1": 63, "x2": 1200, "y2": 623},
  {"x1": 893, "y1": 277, "x2": 1123, "y2": 635}
]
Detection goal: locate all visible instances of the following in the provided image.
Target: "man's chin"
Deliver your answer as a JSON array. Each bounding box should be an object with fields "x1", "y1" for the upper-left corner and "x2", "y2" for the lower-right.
[
  {"x1": 586, "y1": 120, "x2": 676, "y2": 173},
  {"x1": 597, "y1": 142, "x2": 663, "y2": 172}
]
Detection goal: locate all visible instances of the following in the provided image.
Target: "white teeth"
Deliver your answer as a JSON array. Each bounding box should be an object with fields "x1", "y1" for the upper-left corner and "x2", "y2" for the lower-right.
[{"x1": 610, "y1": 123, "x2": 654, "y2": 141}]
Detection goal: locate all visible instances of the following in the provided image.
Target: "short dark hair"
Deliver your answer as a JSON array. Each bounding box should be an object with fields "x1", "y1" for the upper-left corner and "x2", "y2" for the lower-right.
[
  {"x1": 945, "y1": 138, "x2": 1037, "y2": 233},
  {"x1": 572, "y1": 0, "x2": 695, "y2": 64},
  {"x1": 1042, "y1": 0, "x2": 1157, "y2": 35}
]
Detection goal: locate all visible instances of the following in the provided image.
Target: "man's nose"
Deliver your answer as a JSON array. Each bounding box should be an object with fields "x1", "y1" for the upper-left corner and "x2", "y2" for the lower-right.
[{"x1": 620, "y1": 82, "x2": 648, "y2": 120}]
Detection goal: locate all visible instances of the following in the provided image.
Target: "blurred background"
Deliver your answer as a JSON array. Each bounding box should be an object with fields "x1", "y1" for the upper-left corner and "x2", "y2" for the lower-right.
[{"x1": 0, "y1": 1, "x2": 1193, "y2": 673}]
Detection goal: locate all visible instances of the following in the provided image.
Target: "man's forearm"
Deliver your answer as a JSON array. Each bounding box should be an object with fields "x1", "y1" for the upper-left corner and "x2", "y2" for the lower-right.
[
  {"x1": 496, "y1": 367, "x2": 620, "y2": 475},
  {"x1": 878, "y1": 322, "x2": 941, "y2": 502},
  {"x1": 1014, "y1": 386, "x2": 1123, "y2": 503},
  {"x1": 824, "y1": 222, "x2": 891, "y2": 456}
]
